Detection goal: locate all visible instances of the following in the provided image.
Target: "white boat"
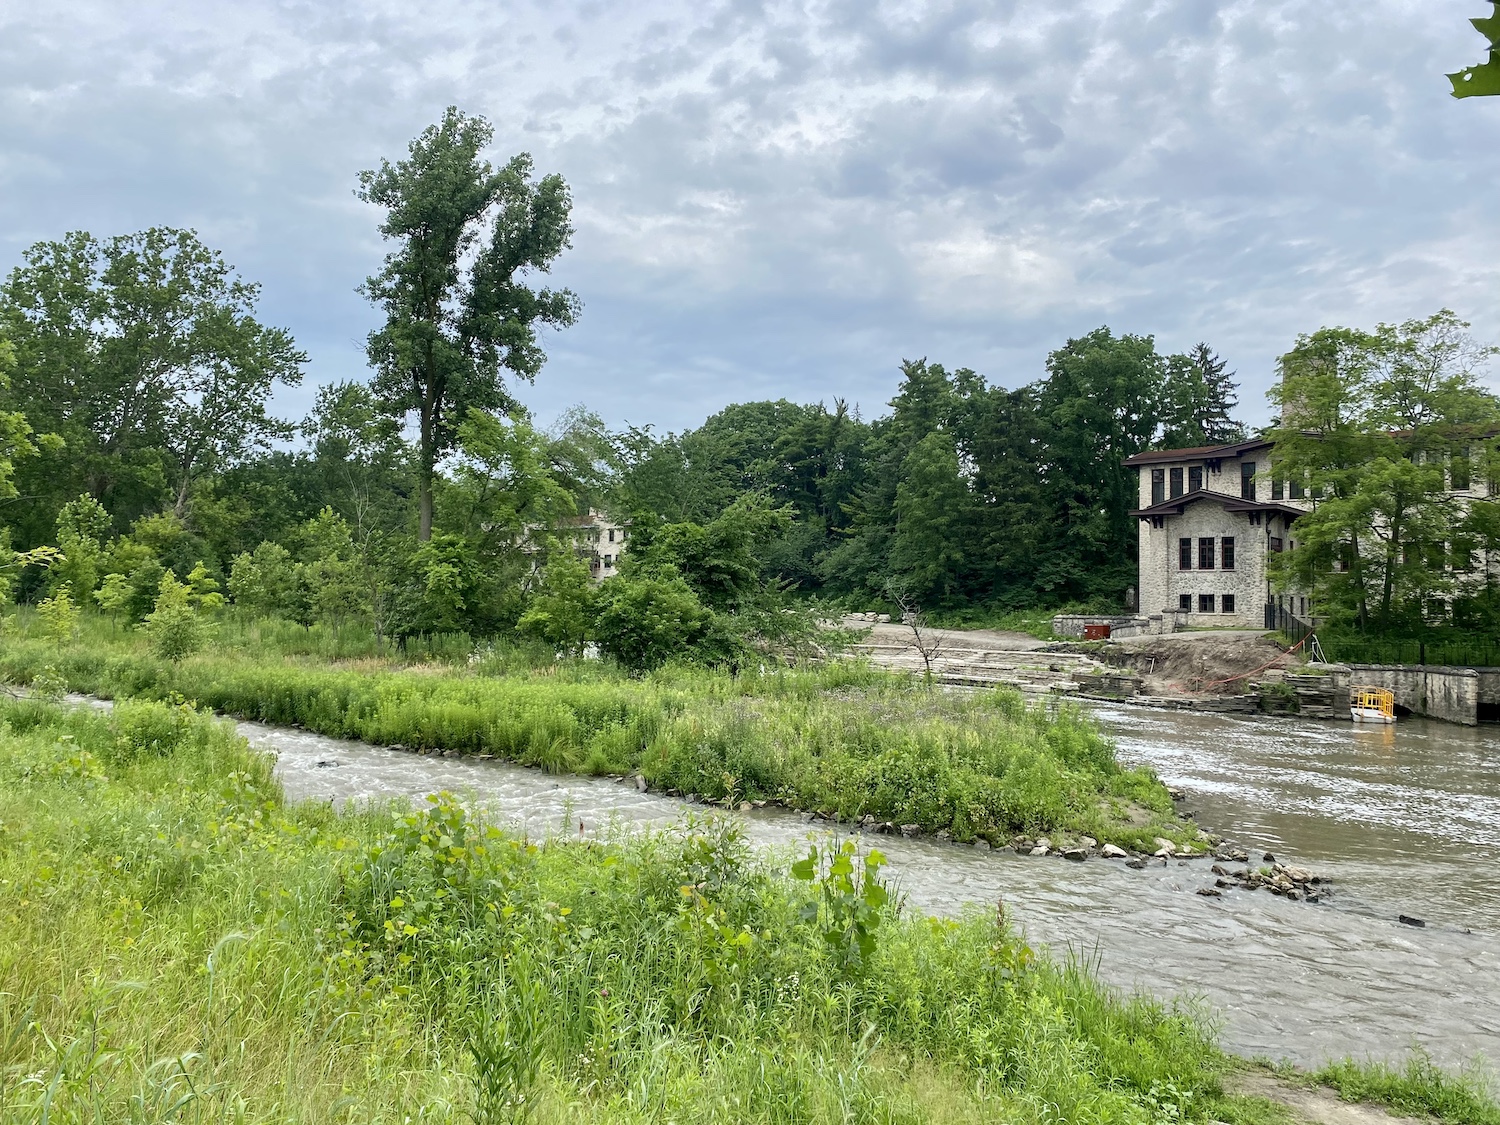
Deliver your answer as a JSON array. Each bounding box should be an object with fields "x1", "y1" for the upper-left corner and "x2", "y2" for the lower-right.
[{"x1": 1350, "y1": 687, "x2": 1396, "y2": 724}]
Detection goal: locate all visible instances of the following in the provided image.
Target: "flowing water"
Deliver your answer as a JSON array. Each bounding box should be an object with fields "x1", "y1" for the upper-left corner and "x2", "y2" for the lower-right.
[{"x1": 218, "y1": 705, "x2": 1500, "y2": 1070}]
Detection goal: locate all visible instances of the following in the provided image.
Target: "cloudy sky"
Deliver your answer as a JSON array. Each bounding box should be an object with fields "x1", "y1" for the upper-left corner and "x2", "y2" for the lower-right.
[{"x1": 2, "y1": 0, "x2": 1498, "y2": 435}]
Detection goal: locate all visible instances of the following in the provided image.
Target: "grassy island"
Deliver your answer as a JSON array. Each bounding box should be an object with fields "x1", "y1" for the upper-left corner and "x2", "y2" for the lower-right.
[{"x1": 0, "y1": 620, "x2": 1200, "y2": 853}]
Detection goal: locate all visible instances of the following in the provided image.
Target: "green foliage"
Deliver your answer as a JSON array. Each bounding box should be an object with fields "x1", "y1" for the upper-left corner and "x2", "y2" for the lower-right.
[
  {"x1": 227, "y1": 540, "x2": 298, "y2": 619},
  {"x1": 52, "y1": 493, "x2": 111, "y2": 599},
  {"x1": 360, "y1": 107, "x2": 580, "y2": 540},
  {"x1": 143, "y1": 572, "x2": 209, "y2": 661},
  {"x1": 0, "y1": 327, "x2": 44, "y2": 507},
  {"x1": 790, "y1": 840, "x2": 891, "y2": 973},
  {"x1": 124, "y1": 557, "x2": 167, "y2": 623},
  {"x1": 0, "y1": 228, "x2": 304, "y2": 535},
  {"x1": 518, "y1": 541, "x2": 595, "y2": 656},
  {"x1": 1449, "y1": 3, "x2": 1500, "y2": 97},
  {"x1": 36, "y1": 582, "x2": 79, "y2": 643},
  {"x1": 1269, "y1": 309, "x2": 1500, "y2": 633},
  {"x1": 892, "y1": 430, "x2": 973, "y2": 604},
  {"x1": 1312, "y1": 1052, "x2": 1500, "y2": 1125},
  {"x1": 0, "y1": 625, "x2": 1197, "y2": 850},
  {"x1": 1034, "y1": 327, "x2": 1166, "y2": 604},
  {"x1": 1160, "y1": 344, "x2": 1246, "y2": 448},
  {"x1": 591, "y1": 571, "x2": 715, "y2": 671},
  {"x1": 0, "y1": 695, "x2": 1225, "y2": 1123}
]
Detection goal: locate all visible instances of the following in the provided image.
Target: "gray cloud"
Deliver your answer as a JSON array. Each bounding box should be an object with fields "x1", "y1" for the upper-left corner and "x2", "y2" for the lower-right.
[{"x1": 1, "y1": 0, "x2": 1497, "y2": 435}]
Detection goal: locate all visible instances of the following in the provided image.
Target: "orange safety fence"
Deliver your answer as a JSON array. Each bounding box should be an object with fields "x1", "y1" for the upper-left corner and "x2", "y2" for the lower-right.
[{"x1": 1164, "y1": 633, "x2": 1310, "y2": 696}]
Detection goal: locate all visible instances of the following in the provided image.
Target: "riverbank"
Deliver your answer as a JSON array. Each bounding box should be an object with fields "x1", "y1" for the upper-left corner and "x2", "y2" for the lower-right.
[
  {"x1": 0, "y1": 694, "x2": 1229, "y2": 1123},
  {"x1": 5, "y1": 694, "x2": 1496, "y2": 1124},
  {"x1": 0, "y1": 624, "x2": 1209, "y2": 854}
]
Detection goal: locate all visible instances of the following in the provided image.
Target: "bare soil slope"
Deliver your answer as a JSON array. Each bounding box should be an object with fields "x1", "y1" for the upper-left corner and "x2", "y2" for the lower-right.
[{"x1": 1107, "y1": 631, "x2": 1295, "y2": 696}]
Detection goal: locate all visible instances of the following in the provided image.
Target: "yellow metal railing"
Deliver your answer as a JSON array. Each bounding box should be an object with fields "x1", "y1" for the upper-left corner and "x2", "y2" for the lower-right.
[{"x1": 1352, "y1": 687, "x2": 1395, "y2": 718}]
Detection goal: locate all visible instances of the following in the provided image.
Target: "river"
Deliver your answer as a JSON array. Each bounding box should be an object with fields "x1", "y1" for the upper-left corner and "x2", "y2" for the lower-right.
[{"x1": 240, "y1": 702, "x2": 1500, "y2": 1071}]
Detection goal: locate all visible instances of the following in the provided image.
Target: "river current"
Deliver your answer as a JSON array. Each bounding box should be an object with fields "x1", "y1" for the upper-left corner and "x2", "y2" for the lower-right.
[{"x1": 225, "y1": 703, "x2": 1500, "y2": 1070}]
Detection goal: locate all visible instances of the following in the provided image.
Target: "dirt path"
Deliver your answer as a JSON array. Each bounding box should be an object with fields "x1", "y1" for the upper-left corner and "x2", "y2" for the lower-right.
[
  {"x1": 844, "y1": 618, "x2": 1049, "y2": 652},
  {"x1": 1226, "y1": 1070, "x2": 1430, "y2": 1125}
]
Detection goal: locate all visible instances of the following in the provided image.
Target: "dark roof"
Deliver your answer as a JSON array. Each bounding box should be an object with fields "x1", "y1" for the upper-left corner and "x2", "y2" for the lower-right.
[
  {"x1": 1123, "y1": 437, "x2": 1274, "y2": 467},
  {"x1": 1130, "y1": 488, "x2": 1307, "y2": 520}
]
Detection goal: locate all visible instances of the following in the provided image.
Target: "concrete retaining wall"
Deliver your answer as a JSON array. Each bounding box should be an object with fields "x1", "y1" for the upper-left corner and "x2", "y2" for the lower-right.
[
  {"x1": 1051, "y1": 614, "x2": 1152, "y2": 639},
  {"x1": 1478, "y1": 669, "x2": 1500, "y2": 707},
  {"x1": 1325, "y1": 663, "x2": 1481, "y2": 726}
]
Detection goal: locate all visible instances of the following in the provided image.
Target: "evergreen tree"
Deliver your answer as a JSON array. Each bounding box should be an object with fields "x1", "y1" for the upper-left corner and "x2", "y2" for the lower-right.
[{"x1": 1160, "y1": 343, "x2": 1246, "y2": 448}]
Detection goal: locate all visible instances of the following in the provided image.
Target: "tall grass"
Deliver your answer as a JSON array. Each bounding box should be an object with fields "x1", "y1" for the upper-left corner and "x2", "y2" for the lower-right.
[
  {"x1": 0, "y1": 621, "x2": 1193, "y2": 850},
  {"x1": 0, "y1": 696, "x2": 1227, "y2": 1123},
  {"x1": 1310, "y1": 1054, "x2": 1500, "y2": 1125}
]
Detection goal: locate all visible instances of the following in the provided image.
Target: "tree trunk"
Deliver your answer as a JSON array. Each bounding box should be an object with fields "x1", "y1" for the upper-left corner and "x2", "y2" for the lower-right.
[
  {"x1": 1380, "y1": 515, "x2": 1401, "y2": 622},
  {"x1": 419, "y1": 475, "x2": 434, "y2": 542},
  {"x1": 418, "y1": 407, "x2": 436, "y2": 542}
]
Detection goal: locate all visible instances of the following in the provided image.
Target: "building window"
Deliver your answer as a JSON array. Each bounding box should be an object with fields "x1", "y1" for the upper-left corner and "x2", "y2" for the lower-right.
[
  {"x1": 1151, "y1": 516, "x2": 1165, "y2": 529},
  {"x1": 603, "y1": 555, "x2": 613, "y2": 566},
  {"x1": 1452, "y1": 447, "x2": 1472, "y2": 491},
  {"x1": 1179, "y1": 594, "x2": 1192, "y2": 612},
  {"x1": 1249, "y1": 511, "x2": 1262, "y2": 527},
  {"x1": 608, "y1": 529, "x2": 616, "y2": 543},
  {"x1": 1189, "y1": 466, "x2": 1203, "y2": 492},
  {"x1": 1272, "y1": 478, "x2": 1284, "y2": 500},
  {"x1": 1151, "y1": 469, "x2": 1165, "y2": 505},
  {"x1": 1179, "y1": 538, "x2": 1193, "y2": 570},
  {"x1": 1222, "y1": 594, "x2": 1236, "y2": 614},
  {"x1": 1240, "y1": 462, "x2": 1256, "y2": 500},
  {"x1": 1199, "y1": 594, "x2": 1216, "y2": 613},
  {"x1": 1198, "y1": 537, "x2": 1216, "y2": 570},
  {"x1": 1299, "y1": 596, "x2": 1307, "y2": 616},
  {"x1": 1270, "y1": 537, "x2": 1284, "y2": 552},
  {"x1": 1289, "y1": 477, "x2": 1305, "y2": 500},
  {"x1": 1221, "y1": 537, "x2": 1235, "y2": 570},
  {"x1": 1169, "y1": 467, "x2": 1184, "y2": 498}
]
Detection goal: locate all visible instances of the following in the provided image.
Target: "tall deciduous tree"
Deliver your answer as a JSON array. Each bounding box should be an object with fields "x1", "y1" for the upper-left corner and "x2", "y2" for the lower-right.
[
  {"x1": 359, "y1": 107, "x2": 580, "y2": 541},
  {"x1": 0, "y1": 330, "x2": 45, "y2": 509},
  {"x1": 1270, "y1": 310, "x2": 1500, "y2": 630},
  {"x1": 0, "y1": 229, "x2": 304, "y2": 526},
  {"x1": 1035, "y1": 328, "x2": 1165, "y2": 602}
]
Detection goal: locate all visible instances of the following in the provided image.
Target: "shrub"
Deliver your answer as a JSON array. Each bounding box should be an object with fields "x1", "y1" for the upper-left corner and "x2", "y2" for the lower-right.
[
  {"x1": 592, "y1": 573, "x2": 715, "y2": 671},
  {"x1": 143, "y1": 573, "x2": 208, "y2": 661}
]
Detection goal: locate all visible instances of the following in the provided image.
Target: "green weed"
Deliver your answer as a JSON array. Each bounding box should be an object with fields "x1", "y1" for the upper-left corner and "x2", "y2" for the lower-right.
[
  {"x1": 0, "y1": 695, "x2": 1226, "y2": 1123},
  {"x1": 1312, "y1": 1052, "x2": 1500, "y2": 1125},
  {"x1": 0, "y1": 622, "x2": 1199, "y2": 849}
]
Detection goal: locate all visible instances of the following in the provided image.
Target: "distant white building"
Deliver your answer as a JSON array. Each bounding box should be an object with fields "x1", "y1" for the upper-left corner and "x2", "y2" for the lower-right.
[
  {"x1": 553, "y1": 509, "x2": 629, "y2": 582},
  {"x1": 1124, "y1": 439, "x2": 1312, "y2": 629}
]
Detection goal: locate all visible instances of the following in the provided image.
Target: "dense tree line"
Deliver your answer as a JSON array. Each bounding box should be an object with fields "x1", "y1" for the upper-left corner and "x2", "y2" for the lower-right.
[
  {"x1": 619, "y1": 334, "x2": 1245, "y2": 612},
  {"x1": 0, "y1": 114, "x2": 1252, "y2": 658},
  {"x1": 3, "y1": 106, "x2": 1490, "y2": 660}
]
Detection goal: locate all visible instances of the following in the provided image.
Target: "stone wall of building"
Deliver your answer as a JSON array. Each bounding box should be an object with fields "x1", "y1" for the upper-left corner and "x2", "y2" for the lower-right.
[{"x1": 1138, "y1": 501, "x2": 1272, "y2": 628}]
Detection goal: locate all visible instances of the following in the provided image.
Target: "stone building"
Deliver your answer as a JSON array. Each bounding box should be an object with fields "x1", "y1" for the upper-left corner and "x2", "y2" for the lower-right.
[
  {"x1": 1124, "y1": 439, "x2": 1312, "y2": 629},
  {"x1": 558, "y1": 509, "x2": 629, "y2": 582}
]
